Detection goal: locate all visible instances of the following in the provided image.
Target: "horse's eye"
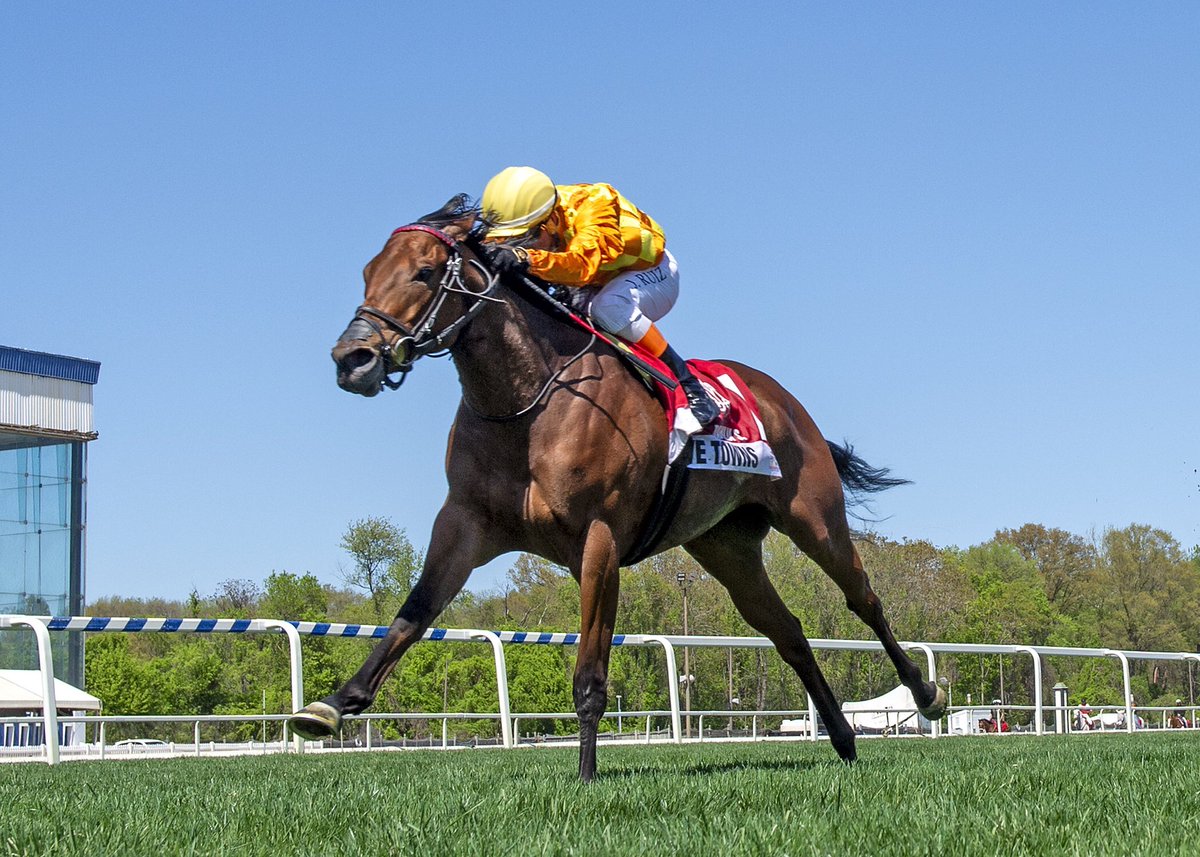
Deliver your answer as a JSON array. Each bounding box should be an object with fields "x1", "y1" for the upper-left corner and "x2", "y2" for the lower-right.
[{"x1": 415, "y1": 267, "x2": 435, "y2": 283}]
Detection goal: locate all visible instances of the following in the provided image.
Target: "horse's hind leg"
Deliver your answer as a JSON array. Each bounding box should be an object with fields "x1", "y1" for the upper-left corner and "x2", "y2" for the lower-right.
[
  {"x1": 290, "y1": 503, "x2": 492, "y2": 739},
  {"x1": 684, "y1": 509, "x2": 858, "y2": 761},
  {"x1": 777, "y1": 506, "x2": 945, "y2": 720}
]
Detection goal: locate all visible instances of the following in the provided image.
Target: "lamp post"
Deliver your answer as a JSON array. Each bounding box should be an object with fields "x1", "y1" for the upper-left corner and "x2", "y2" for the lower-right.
[
  {"x1": 938, "y1": 676, "x2": 953, "y2": 710},
  {"x1": 677, "y1": 571, "x2": 695, "y2": 737}
]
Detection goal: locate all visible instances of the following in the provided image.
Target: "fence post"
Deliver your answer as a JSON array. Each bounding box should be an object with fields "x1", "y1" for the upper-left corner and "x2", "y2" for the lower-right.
[
  {"x1": 904, "y1": 642, "x2": 939, "y2": 738},
  {"x1": 1052, "y1": 683, "x2": 1069, "y2": 734},
  {"x1": 0, "y1": 616, "x2": 59, "y2": 765},
  {"x1": 1103, "y1": 650, "x2": 1134, "y2": 733},
  {"x1": 1015, "y1": 646, "x2": 1045, "y2": 735},
  {"x1": 643, "y1": 635, "x2": 682, "y2": 743},
  {"x1": 468, "y1": 629, "x2": 513, "y2": 749},
  {"x1": 259, "y1": 620, "x2": 305, "y2": 754}
]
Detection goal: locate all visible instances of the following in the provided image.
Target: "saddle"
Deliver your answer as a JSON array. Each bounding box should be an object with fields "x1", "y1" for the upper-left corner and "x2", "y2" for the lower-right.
[{"x1": 516, "y1": 277, "x2": 781, "y2": 564}]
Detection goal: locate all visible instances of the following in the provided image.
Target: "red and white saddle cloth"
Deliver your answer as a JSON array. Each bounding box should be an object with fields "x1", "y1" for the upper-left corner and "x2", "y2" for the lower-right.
[
  {"x1": 549, "y1": 300, "x2": 781, "y2": 479},
  {"x1": 638, "y1": 355, "x2": 782, "y2": 479}
]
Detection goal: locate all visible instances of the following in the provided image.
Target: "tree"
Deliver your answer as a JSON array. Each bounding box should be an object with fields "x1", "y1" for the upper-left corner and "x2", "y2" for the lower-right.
[
  {"x1": 340, "y1": 516, "x2": 422, "y2": 621},
  {"x1": 212, "y1": 579, "x2": 261, "y2": 616},
  {"x1": 1087, "y1": 525, "x2": 1198, "y2": 652},
  {"x1": 994, "y1": 524, "x2": 1096, "y2": 613},
  {"x1": 259, "y1": 571, "x2": 329, "y2": 622},
  {"x1": 501, "y1": 554, "x2": 574, "y2": 628},
  {"x1": 84, "y1": 635, "x2": 164, "y2": 717}
]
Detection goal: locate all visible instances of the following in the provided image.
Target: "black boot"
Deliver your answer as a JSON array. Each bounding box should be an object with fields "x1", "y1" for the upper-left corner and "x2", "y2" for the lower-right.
[{"x1": 661, "y1": 346, "x2": 718, "y2": 426}]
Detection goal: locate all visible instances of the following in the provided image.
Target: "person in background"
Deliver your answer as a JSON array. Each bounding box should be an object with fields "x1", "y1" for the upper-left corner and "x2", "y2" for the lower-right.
[
  {"x1": 1076, "y1": 698, "x2": 1094, "y2": 731},
  {"x1": 1170, "y1": 699, "x2": 1191, "y2": 729}
]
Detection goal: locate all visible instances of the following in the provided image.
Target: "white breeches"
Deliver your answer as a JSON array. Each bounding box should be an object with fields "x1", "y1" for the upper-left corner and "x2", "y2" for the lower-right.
[{"x1": 587, "y1": 250, "x2": 680, "y2": 342}]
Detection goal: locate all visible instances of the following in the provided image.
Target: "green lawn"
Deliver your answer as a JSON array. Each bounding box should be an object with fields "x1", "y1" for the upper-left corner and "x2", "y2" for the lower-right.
[{"x1": 4, "y1": 734, "x2": 1199, "y2": 856}]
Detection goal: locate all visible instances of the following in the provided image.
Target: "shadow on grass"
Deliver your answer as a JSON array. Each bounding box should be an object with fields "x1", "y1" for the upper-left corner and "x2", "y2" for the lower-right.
[{"x1": 594, "y1": 753, "x2": 859, "y2": 781}]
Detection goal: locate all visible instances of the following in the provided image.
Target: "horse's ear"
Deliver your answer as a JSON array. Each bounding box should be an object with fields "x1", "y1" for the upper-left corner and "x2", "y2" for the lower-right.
[
  {"x1": 418, "y1": 194, "x2": 478, "y2": 239},
  {"x1": 442, "y1": 210, "x2": 478, "y2": 240}
]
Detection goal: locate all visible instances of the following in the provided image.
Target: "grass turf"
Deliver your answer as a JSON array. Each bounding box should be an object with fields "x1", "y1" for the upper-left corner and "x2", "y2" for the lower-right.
[{"x1": 3, "y1": 734, "x2": 1199, "y2": 856}]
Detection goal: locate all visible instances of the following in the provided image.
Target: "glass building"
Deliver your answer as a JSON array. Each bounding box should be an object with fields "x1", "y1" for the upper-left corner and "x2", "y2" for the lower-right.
[{"x1": 0, "y1": 346, "x2": 99, "y2": 687}]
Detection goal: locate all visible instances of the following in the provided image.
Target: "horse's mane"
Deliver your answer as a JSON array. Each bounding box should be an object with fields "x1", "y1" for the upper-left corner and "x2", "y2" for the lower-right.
[{"x1": 416, "y1": 194, "x2": 582, "y2": 316}]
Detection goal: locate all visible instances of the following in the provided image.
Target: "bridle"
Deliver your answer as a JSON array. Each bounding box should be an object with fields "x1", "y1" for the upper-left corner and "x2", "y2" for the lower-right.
[
  {"x1": 350, "y1": 224, "x2": 501, "y2": 390},
  {"x1": 346, "y1": 221, "x2": 596, "y2": 420}
]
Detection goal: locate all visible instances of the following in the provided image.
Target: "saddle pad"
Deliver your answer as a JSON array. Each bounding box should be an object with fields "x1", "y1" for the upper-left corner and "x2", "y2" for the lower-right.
[
  {"x1": 542, "y1": 298, "x2": 781, "y2": 480},
  {"x1": 678, "y1": 360, "x2": 782, "y2": 479},
  {"x1": 628, "y1": 347, "x2": 782, "y2": 479}
]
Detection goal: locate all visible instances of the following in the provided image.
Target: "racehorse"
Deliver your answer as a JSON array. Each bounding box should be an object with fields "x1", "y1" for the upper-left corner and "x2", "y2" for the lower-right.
[{"x1": 290, "y1": 197, "x2": 946, "y2": 780}]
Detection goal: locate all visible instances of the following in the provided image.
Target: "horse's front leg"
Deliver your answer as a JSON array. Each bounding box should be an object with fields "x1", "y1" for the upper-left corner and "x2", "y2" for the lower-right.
[
  {"x1": 572, "y1": 521, "x2": 621, "y2": 782},
  {"x1": 290, "y1": 503, "x2": 494, "y2": 739}
]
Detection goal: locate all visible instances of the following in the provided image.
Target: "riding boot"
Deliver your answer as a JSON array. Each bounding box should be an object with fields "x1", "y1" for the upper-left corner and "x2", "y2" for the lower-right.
[{"x1": 660, "y1": 346, "x2": 719, "y2": 426}]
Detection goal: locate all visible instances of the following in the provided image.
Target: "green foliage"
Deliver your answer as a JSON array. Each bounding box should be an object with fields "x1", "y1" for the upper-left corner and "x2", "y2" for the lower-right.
[
  {"x1": 79, "y1": 520, "x2": 1200, "y2": 738},
  {"x1": 84, "y1": 634, "x2": 165, "y2": 715},
  {"x1": 339, "y1": 516, "x2": 422, "y2": 622}
]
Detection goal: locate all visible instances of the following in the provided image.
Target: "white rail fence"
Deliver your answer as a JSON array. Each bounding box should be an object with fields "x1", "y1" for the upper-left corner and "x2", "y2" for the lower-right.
[{"x1": 2, "y1": 614, "x2": 1198, "y2": 764}]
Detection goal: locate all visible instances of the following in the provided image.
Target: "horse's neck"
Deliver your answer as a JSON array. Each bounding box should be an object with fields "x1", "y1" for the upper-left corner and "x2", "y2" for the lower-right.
[{"x1": 451, "y1": 283, "x2": 586, "y2": 418}]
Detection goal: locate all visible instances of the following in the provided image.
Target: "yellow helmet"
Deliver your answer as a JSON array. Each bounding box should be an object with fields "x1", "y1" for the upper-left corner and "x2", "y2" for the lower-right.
[{"x1": 481, "y1": 166, "x2": 557, "y2": 238}]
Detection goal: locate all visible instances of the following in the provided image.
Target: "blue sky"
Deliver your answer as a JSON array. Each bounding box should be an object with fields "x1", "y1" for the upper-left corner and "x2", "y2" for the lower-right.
[{"x1": 2, "y1": 3, "x2": 1197, "y2": 603}]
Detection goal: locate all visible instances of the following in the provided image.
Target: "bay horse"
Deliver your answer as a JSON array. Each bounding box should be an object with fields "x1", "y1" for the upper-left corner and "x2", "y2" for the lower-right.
[{"x1": 291, "y1": 197, "x2": 945, "y2": 779}]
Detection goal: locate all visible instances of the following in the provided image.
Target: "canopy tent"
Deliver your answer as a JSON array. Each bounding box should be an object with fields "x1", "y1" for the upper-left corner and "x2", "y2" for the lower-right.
[
  {"x1": 780, "y1": 685, "x2": 932, "y2": 735},
  {"x1": 0, "y1": 669, "x2": 101, "y2": 712},
  {"x1": 841, "y1": 685, "x2": 930, "y2": 734}
]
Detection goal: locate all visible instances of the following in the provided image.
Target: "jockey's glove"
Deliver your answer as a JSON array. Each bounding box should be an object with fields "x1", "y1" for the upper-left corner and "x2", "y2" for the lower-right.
[{"x1": 482, "y1": 244, "x2": 530, "y2": 276}]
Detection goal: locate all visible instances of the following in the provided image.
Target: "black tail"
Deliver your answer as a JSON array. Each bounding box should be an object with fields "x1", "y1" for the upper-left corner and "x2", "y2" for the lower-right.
[{"x1": 826, "y1": 440, "x2": 911, "y2": 506}]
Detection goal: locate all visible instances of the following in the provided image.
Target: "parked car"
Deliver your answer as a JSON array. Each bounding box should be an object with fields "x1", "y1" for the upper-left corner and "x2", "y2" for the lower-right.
[{"x1": 113, "y1": 738, "x2": 169, "y2": 747}]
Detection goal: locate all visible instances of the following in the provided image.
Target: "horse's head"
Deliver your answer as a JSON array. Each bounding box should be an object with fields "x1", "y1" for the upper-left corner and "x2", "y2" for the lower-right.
[{"x1": 332, "y1": 196, "x2": 499, "y2": 396}]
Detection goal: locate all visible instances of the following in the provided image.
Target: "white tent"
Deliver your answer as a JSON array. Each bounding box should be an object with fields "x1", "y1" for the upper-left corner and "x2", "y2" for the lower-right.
[
  {"x1": 841, "y1": 685, "x2": 929, "y2": 734},
  {"x1": 0, "y1": 670, "x2": 100, "y2": 748},
  {"x1": 0, "y1": 669, "x2": 101, "y2": 713},
  {"x1": 780, "y1": 685, "x2": 932, "y2": 735}
]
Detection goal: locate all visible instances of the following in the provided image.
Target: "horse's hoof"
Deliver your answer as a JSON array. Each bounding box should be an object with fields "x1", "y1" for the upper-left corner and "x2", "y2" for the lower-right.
[
  {"x1": 919, "y1": 685, "x2": 948, "y2": 721},
  {"x1": 290, "y1": 701, "x2": 342, "y2": 740},
  {"x1": 831, "y1": 732, "x2": 857, "y2": 763}
]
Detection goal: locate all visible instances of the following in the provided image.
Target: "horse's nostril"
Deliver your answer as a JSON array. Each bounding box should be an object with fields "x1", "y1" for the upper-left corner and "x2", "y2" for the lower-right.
[{"x1": 341, "y1": 348, "x2": 376, "y2": 373}]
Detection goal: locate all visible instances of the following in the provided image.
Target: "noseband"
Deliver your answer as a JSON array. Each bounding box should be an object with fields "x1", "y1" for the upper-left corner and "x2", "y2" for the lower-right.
[{"x1": 350, "y1": 224, "x2": 500, "y2": 390}]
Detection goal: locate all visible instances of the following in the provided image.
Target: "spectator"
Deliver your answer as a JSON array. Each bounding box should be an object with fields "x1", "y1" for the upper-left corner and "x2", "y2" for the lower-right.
[{"x1": 1076, "y1": 698, "x2": 1094, "y2": 731}]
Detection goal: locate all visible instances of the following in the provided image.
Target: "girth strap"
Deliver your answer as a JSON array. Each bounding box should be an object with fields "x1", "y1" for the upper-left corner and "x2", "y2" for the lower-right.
[{"x1": 620, "y1": 439, "x2": 692, "y2": 567}]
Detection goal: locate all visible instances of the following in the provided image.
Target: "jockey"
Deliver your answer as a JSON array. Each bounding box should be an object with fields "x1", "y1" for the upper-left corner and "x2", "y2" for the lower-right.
[{"x1": 478, "y1": 166, "x2": 719, "y2": 426}]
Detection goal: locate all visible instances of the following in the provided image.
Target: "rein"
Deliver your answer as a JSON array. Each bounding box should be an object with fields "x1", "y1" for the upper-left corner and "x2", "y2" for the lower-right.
[
  {"x1": 352, "y1": 224, "x2": 501, "y2": 390},
  {"x1": 349, "y1": 222, "x2": 594, "y2": 420}
]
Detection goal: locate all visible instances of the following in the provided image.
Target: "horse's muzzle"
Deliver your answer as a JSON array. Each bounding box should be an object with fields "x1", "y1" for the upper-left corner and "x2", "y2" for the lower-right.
[{"x1": 332, "y1": 340, "x2": 384, "y2": 397}]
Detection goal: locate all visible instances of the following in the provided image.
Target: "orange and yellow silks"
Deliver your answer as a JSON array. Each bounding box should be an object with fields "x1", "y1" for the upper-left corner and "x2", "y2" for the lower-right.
[{"x1": 524, "y1": 183, "x2": 665, "y2": 286}]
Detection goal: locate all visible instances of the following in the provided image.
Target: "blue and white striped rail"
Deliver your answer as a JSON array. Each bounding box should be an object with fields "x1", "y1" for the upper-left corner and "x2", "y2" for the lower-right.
[
  {"x1": 11, "y1": 618, "x2": 683, "y2": 761},
  {"x1": 8, "y1": 615, "x2": 1198, "y2": 766},
  {"x1": 45, "y1": 617, "x2": 617, "y2": 646}
]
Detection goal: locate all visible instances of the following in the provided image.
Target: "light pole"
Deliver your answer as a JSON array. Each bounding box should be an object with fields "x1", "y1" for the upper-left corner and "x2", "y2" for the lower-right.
[{"x1": 677, "y1": 571, "x2": 695, "y2": 737}]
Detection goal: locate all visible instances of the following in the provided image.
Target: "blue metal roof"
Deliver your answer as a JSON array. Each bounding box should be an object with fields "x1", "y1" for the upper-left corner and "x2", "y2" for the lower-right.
[{"x1": 0, "y1": 346, "x2": 101, "y2": 385}]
